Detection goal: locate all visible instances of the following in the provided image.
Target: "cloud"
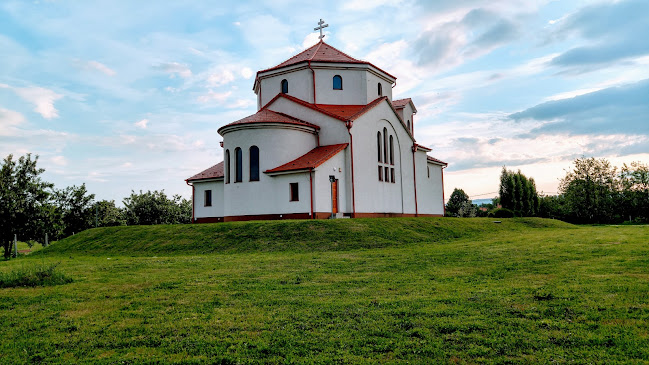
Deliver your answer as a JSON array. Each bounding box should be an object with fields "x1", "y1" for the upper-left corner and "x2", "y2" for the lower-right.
[
  {"x1": 134, "y1": 119, "x2": 149, "y2": 129},
  {"x1": 509, "y1": 79, "x2": 649, "y2": 136},
  {"x1": 548, "y1": 0, "x2": 649, "y2": 69},
  {"x1": 0, "y1": 108, "x2": 26, "y2": 134},
  {"x1": 197, "y1": 90, "x2": 232, "y2": 104},
  {"x1": 74, "y1": 59, "x2": 116, "y2": 76},
  {"x1": 8, "y1": 86, "x2": 64, "y2": 119},
  {"x1": 51, "y1": 155, "x2": 68, "y2": 166},
  {"x1": 156, "y1": 62, "x2": 193, "y2": 79}
]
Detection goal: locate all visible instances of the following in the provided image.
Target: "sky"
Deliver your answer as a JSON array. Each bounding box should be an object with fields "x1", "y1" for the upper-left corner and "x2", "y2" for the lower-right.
[{"x1": 1, "y1": 0, "x2": 648, "y2": 204}]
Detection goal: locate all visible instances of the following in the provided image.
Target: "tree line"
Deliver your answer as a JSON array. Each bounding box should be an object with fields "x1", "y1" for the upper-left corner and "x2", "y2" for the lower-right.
[
  {"x1": 1, "y1": 154, "x2": 191, "y2": 258},
  {"x1": 446, "y1": 157, "x2": 649, "y2": 224}
]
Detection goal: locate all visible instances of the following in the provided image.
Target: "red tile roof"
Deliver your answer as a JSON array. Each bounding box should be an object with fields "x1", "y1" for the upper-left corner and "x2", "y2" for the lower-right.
[
  {"x1": 314, "y1": 104, "x2": 366, "y2": 119},
  {"x1": 265, "y1": 143, "x2": 348, "y2": 173},
  {"x1": 257, "y1": 41, "x2": 396, "y2": 80},
  {"x1": 218, "y1": 109, "x2": 320, "y2": 134},
  {"x1": 427, "y1": 156, "x2": 448, "y2": 166},
  {"x1": 186, "y1": 161, "x2": 224, "y2": 181},
  {"x1": 392, "y1": 98, "x2": 411, "y2": 109}
]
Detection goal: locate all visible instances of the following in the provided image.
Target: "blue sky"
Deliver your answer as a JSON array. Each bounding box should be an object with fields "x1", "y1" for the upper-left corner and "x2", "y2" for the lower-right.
[{"x1": 1, "y1": 0, "x2": 648, "y2": 203}]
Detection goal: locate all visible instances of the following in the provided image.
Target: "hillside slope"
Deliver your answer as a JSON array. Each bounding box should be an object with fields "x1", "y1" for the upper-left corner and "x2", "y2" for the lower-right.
[{"x1": 41, "y1": 217, "x2": 574, "y2": 255}]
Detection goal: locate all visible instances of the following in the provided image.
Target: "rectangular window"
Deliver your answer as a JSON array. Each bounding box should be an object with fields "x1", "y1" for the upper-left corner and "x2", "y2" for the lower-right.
[
  {"x1": 428, "y1": 166, "x2": 430, "y2": 178},
  {"x1": 385, "y1": 167, "x2": 389, "y2": 183},
  {"x1": 204, "y1": 190, "x2": 212, "y2": 207},
  {"x1": 290, "y1": 183, "x2": 299, "y2": 201},
  {"x1": 391, "y1": 168, "x2": 395, "y2": 183},
  {"x1": 378, "y1": 165, "x2": 383, "y2": 181}
]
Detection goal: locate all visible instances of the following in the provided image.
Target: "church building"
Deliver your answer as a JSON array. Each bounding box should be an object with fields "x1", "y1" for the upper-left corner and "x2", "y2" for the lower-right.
[{"x1": 186, "y1": 30, "x2": 447, "y2": 222}]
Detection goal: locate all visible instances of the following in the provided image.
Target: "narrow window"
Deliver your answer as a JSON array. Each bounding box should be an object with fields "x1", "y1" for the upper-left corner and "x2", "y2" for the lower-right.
[
  {"x1": 235, "y1": 147, "x2": 242, "y2": 182},
  {"x1": 389, "y1": 135, "x2": 394, "y2": 165},
  {"x1": 249, "y1": 146, "x2": 259, "y2": 181},
  {"x1": 391, "y1": 168, "x2": 395, "y2": 183},
  {"x1": 333, "y1": 75, "x2": 342, "y2": 90},
  {"x1": 377, "y1": 132, "x2": 382, "y2": 162},
  {"x1": 407, "y1": 120, "x2": 410, "y2": 131},
  {"x1": 378, "y1": 83, "x2": 382, "y2": 96},
  {"x1": 378, "y1": 166, "x2": 383, "y2": 181},
  {"x1": 204, "y1": 190, "x2": 212, "y2": 207},
  {"x1": 289, "y1": 183, "x2": 299, "y2": 201},
  {"x1": 428, "y1": 166, "x2": 430, "y2": 178},
  {"x1": 225, "y1": 149, "x2": 230, "y2": 184},
  {"x1": 383, "y1": 128, "x2": 388, "y2": 164},
  {"x1": 281, "y1": 79, "x2": 288, "y2": 94},
  {"x1": 385, "y1": 167, "x2": 390, "y2": 183}
]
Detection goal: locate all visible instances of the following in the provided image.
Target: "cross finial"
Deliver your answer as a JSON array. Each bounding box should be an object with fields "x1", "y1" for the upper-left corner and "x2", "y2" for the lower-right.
[{"x1": 314, "y1": 18, "x2": 329, "y2": 40}]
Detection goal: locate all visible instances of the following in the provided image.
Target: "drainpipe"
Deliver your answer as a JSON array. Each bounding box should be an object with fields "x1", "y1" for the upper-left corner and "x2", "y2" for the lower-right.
[
  {"x1": 441, "y1": 166, "x2": 446, "y2": 216},
  {"x1": 308, "y1": 60, "x2": 316, "y2": 104},
  {"x1": 346, "y1": 121, "x2": 356, "y2": 217},
  {"x1": 309, "y1": 168, "x2": 314, "y2": 219},
  {"x1": 411, "y1": 145, "x2": 418, "y2": 217},
  {"x1": 186, "y1": 180, "x2": 195, "y2": 223}
]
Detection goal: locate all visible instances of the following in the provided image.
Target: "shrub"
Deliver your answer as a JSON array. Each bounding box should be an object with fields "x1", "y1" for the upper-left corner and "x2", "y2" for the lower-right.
[
  {"x1": 493, "y1": 208, "x2": 515, "y2": 218},
  {"x1": 0, "y1": 263, "x2": 73, "y2": 288}
]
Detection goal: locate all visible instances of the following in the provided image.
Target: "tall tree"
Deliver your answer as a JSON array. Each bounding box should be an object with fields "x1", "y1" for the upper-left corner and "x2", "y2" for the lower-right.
[
  {"x1": 446, "y1": 188, "x2": 471, "y2": 217},
  {"x1": 54, "y1": 184, "x2": 96, "y2": 237},
  {"x1": 92, "y1": 200, "x2": 126, "y2": 227},
  {"x1": 123, "y1": 190, "x2": 191, "y2": 225},
  {"x1": 0, "y1": 154, "x2": 54, "y2": 258},
  {"x1": 619, "y1": 161, "x2": 649, "y2": 222}
]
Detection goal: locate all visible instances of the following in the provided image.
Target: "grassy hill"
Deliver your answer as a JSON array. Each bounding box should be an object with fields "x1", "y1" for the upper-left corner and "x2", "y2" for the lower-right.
[
  {"x1": 41, "y1": 217, "x2": 574, "y2": 255},
  {"x1": 2, "y1": 218, "x2": 648, "y2": 363}
]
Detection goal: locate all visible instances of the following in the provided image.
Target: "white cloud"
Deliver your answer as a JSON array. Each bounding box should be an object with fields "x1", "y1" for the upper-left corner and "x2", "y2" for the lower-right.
[
  {"x1": 74, "y1": 59, "x2": 116, "y2": 76},
  {"x1": 135, "y1": 118, "x2": 149, "y2": 129},
  {"x1": 157, "y1": 62, "x2": 193, "y2": 79},
  {"x1": 240, "y1": 67, "x2": 253, "y2": 79},
  {"x1": 51, "y1": 155, "x2": 67, "y2": 166},
  {"x1": 197, "y1": 90, "x2": 232, "y2": 104},
  {"x1": 207, "y1": 69, "x2": 236, "y2": 87},
  {"x1": 0, "y1": 107, "x2": 26, "y2": 135},
  {"x1": 12, "y1": 86, "x2": 63, "y2": 119}
]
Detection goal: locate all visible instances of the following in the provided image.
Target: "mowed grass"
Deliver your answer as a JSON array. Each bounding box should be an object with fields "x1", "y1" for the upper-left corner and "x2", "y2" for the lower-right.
[{"x1": 1, "y1": 218, "x2": 648, "y2": 363}]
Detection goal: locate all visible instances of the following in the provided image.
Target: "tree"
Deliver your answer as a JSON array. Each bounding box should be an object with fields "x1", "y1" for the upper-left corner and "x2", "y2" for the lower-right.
[
  {"x1": 498, "y1": 167, "x2": 539, "y2": 216},
  {"x1": 619, "y1": 161, "x2": 649, "y2": 222},
  {"x1": 92, "y1": 200, "x2": 126, "y2": 227},
  {"x1": 446, "y1": 188, "x2": 470, "y2": 217},
  {"x1": 0, "y1": 154, "x2": 55, "y2": 258},
  {"x1": 54, "y1": 184, "x2": 95, "y2": 238},
  {"x1": 559, "y1": 157, "x2": 619, "y2": 224},
  {"x1": 123, "y1": 190, "x2": 191, "y2": 225}
]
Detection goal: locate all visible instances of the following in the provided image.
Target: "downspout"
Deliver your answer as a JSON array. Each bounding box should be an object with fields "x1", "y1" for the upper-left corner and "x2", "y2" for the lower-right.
[
  {"x1": 309, "y1": 168, "x2": 315, "y2": 219},
  {"x1": 186, "y1": 180, "x2": 195, "y2": 223},
  {"x1": 441, "y1": 166, "x2": 446, "y2": 216},
  {"x1": 346, "y1": 121, "x2": 356, "y2": 217},
  {"x1": 308, "y1": 60, "x2": 316, "y2": 104},
  {"x1": 411, "y1": 145, "x2": 419, "y2": 217}
]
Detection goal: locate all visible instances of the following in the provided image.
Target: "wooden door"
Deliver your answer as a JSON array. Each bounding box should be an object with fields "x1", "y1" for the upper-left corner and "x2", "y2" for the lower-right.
[{"x1": 331, "y1": 180, "x2": 338, "y2": 213}]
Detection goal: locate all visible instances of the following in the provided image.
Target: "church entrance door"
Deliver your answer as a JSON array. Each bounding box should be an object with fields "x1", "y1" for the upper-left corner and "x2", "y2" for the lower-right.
[{"x1": 331, "y1": 179, "x2": 338, "y2": 214}]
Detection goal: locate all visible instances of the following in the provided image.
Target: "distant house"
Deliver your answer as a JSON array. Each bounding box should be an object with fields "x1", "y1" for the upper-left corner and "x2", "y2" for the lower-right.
[{"x1": 186, "y1": 40, "x2": 447, "y2": 222}]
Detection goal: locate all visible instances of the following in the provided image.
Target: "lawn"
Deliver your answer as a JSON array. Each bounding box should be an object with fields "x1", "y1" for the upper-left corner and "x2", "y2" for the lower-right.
[{"x1": 1, "y1": 218, "x2": 648, "y2": 363}]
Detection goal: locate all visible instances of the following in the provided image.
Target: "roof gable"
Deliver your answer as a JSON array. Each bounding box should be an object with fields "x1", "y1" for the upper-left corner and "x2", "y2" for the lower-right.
[
  {"x1": 392, "y1": 98, "x2": 417, "y2": 113},
  {"x1": 187, "y1": 161, "x2": 224, "y2": 181},
  {"x1": 265, "y1": 143, "x2": 348, "y2": 174},
  {"x1": 217, "y1": 108, "x2": 320, "y2": 134}
]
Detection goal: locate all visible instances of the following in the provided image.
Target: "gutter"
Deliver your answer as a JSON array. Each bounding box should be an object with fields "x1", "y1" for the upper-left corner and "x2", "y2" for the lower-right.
[
  {"x1": 185, "y1": 180, "x2": 195, "y2": 223},
  {"x1": 309, "y1": 168, "x2": 314, "y2": 219},
  {"x1": 346, "y1": 120, "x2": 356, "y2": 217},
  {"x1": 308, "y1": 60, "x2": 316, "y2": 104},
  {"x1": 411, "y1": 144, "x2": 418, "y2": 217}
]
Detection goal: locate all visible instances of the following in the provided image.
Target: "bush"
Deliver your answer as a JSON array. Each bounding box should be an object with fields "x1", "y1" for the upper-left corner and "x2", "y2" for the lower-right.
[
  {"x1": 492, "y1": 208, "x2": 515, "y2": 218},
  {"x1": 0, "y1": 263, "x2": 73, "y2": 288}
]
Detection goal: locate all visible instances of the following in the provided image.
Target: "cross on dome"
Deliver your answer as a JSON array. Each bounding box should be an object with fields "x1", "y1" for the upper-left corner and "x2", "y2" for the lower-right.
[{"x1": 314, "y1": 19, "x2": 328, "y2": 39}]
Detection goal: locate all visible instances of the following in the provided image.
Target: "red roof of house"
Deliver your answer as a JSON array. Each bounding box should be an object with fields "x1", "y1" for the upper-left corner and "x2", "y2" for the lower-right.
[
  {"x1": 218, "y1": 108, "x2": 320, "y2": 134},
  {"x1": 314, "y1": 104, "x2": 366, "y2": 119},
  {"x1": 427, "y1": 156, "x2": 448, "y2": 166},
  {"x1": 392, "y1": 98, "x2": 411, "y2": 109},
  {"x1": 186, "y1": 161, "x2": 224, "y2": 181},
  {"x1": 265, "y1": 143, "x2": 348, "y2": 173},
  {"x1": 257, "y1": 41, "x2": 396, "y2": 80}
]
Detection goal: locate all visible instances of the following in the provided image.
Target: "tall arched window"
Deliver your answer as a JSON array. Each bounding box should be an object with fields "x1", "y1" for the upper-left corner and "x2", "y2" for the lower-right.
[
  {"x1": 333, "y1": 75, "x2": 342, "y2": 90},
  {"x1": 281, "y1": 79, "x2": 288, "y2": 94},
  {"x1": 235, "y1": 147, "x2": 242, "y2": 182},
  {"x1": 225, "y1": 149, "x2": 230, "y2": 184},
  {"x1": 377, "y1": 132, "x2": 382, "y2": 162},
  {"x1": 389, "y1": 135, "x2": 394, "y2": 165},
  {"x1": 378, "y1": 82, "x2": 382, "y2": 96},
  {"x1": 383, "y1": 127, "x2": 388, "y2": 164},
  {"x1": 249, "y1": 146, "x2": 259, "y2": 181}
]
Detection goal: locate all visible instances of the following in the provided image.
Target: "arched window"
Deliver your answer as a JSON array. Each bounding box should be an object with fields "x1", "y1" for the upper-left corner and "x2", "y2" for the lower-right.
[
  {"x1": 377, "y1": 132, "x2": 382, "y2": 162},
  {"x1": 383, "y1": 128, "x2": 388, "y2": 164},
  {"x1": 333, "y1": 75, "x2": 342, "y2": 90},
  {"x1": 234, "y1": 147, "x2": 242, "y2": 182},
  {"x1": 389, "y1": 135, "x2": 394, "y2": 165},
  {"x1": 249, "y1": 146, "x2": 259, "y2": 181},
  {"x1": 378, "y1": 83, "x2": 382, "y2": 96},
  {"x1": 225, "y1": 149, "x2": 230, "y2": 184},
  {"x1": 281, "y1": 79, "x2": 288, "y2": 94}
]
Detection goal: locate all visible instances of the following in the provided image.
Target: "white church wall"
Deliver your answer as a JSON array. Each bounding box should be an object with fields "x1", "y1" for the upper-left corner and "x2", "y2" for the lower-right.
[
  {"x1": 312, "y1": 150, "x2": 347, "y2": 214},
  {"x1": 401, "y1": 103, "x2": 414, "y2": 135},
  {"x1": 350, "y1": 102, "x2": 416, "y2": 214},
  {"x1": 313, "y1": 68, "x2": 366, "y2": 105},
  {"x1": 365, "y1": 72, "x2": 393, "y2": 102},
  {"x1": 418, "y1": 162, "x2": 445, "y2": 215},
  {"x1": 267, "y1": 97, "x2": 350, "y2": 146},
  {"x1": 193, "y1": 180, "x2": 224, "y2": 218},
  {"x1": 259, "y1": 68, "x2": 313, "y2": 107},
  {"x1": 222, "y1": 126, "x2": 317, "y2": 217}
]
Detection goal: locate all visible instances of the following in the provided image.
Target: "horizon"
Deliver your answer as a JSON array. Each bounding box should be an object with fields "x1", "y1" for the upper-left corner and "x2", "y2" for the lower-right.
[{"x1": 1, "y1": 1, "x2": 648, "y2": 204}]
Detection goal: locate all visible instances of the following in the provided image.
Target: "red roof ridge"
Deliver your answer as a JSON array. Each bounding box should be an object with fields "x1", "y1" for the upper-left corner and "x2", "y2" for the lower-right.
[
  {"x1": 263, "y1": 93, "x2": 348, "y2": 121},
  {"x1": 186, "y1": 161, "x2": 224, "y2": 181},
  {"x1": 265, "y1": 143, "x2": 348, "y2": 173},
  {"x1": 427, "y1": 155, "x2": 448, "y2": 166},
  {"x1": 218, "y1": 108, "x2": 320, "y2": 134}
]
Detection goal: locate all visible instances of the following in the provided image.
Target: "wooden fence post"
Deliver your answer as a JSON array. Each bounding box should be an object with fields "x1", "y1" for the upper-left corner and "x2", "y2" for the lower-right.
[{"x1": 13, "y1": 234, "x2": 17, "y2": 258}]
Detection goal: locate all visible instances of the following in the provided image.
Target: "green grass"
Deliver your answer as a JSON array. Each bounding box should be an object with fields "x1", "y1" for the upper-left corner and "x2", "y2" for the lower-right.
[
  {"x1": 0, "y1": 263, "x2": 72, "y2": 288},
  {"x1": 1, "y1": 218, "x2": 648, "y2": 363}
]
